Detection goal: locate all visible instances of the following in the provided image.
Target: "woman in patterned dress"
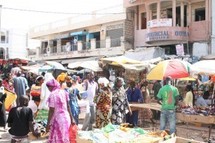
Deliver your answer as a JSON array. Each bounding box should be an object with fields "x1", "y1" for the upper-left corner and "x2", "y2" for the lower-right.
[
  {"x1": 111, "y1": 77, "x2": 132, "y2": 125},
  {"x1": 138, "y1": 82, "x2": 154, "y2": 126},
  {"x1": 46, "y1": 78, "x2": 73, "y2": 143},
  {"x1": 94, "y1": 77, "x2": 112, "y2": 128}
]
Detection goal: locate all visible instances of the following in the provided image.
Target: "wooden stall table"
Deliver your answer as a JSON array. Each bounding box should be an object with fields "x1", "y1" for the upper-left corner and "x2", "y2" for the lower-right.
[
  {"x1": 176, "y1": 113, "x2": 215, "y2": 139},
  {"x1": 129, "y1": 103, "x2": 161, "y2": 111}
]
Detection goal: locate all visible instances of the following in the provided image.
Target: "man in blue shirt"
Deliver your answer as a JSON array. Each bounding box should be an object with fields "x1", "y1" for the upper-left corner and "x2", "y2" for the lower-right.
[{"x1": 126, "y1": 80, "x2": 143, "y2": 127}]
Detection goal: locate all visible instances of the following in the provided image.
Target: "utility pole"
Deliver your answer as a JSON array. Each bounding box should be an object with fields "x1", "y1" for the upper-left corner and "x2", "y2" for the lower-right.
[
  {"x1": 0, "y1": 5, "x2": 2, "y2": 59},
  {"x1": 0, "y1": 5, "x2": 2, "y2": 44}
]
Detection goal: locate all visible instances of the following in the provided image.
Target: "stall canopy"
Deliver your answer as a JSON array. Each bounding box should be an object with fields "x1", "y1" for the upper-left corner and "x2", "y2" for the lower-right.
[
  {"x1": 101, "y1": 56, "x2": 142, "y2": 65},
  {"x1": 101, "y1": 56, "x2": 150, "y2": 71},
  {"x1": 191, "y1": 60, "x2": 215, "y2": 75},
  {"x1": 21, "y1": 61, "x2": 65, "y2": 75},
  {"x1": 68, "y1": 61, "x2": 102, "y2": 72}
]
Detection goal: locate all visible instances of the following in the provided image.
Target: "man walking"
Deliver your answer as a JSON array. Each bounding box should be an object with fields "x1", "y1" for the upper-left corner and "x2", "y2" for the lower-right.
[
  {"x1": 82, "y1": 72, "x2": 98, "y2": 130},
  {"x1": 157, "y1": 76, "x2": 179, "y2": 134},
  {"x1": 13, "y1": 71, "x2": 29, "y2": 106}
]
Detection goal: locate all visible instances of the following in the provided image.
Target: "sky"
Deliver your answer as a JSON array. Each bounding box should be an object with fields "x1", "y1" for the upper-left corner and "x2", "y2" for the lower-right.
[{"x1": 0, "y1": 0, "x2": 123, "y2": 31}]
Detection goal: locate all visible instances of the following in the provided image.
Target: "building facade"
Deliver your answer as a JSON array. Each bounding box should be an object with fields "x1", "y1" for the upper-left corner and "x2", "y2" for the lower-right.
[
  {"x1": 124, "y1": 0, "x2": 212, "y2": 58},
  {"x1": 0, "y1": 29, "x2": 28, "y2": 60},
  {"x1": 29, "y1": 6, "x2": 135, "y2": 63},
  {"x1": 0, "y1": 29, "x2": 9, "y2": 59}
]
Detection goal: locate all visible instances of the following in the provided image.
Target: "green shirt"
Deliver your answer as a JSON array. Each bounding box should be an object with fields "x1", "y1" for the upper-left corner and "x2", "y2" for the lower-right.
[{"x1": 157, "y1": 85, "x2": 179, "y2": 110}]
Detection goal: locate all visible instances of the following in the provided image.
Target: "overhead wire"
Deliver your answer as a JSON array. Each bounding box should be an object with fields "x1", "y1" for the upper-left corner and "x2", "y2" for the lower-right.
[{"x1": 2, "y1": 6, "x2": 125, "y2": 15}]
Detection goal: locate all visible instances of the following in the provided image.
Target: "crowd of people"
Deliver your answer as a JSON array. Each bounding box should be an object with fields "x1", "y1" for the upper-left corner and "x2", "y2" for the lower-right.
[{"x1": 0, "y1": 67, "x2": 214, "y2": 142}]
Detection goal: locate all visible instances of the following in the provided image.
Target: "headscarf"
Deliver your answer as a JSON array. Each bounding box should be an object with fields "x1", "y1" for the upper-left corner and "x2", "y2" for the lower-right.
[
  {"x1": 35, "y1": 76, "x2": 44, "y2": 84},
  {"x1": 98, "y1": 77, "x2": 109, "y2": 87},
  {"x1": 57, "y1": 72, "x2": 67, "y2": 83},
  {"x1": 38, "y1": 73, "x2": 54, "y2": 110},
  {"x1": 46, "y1": 79, "x2": 60, "y2": 91}
]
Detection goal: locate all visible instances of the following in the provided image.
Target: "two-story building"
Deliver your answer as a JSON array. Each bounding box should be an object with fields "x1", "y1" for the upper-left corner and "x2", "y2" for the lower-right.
[
  {"x1": 124, "y1": 0, "x2": 212, "y2": 58},
  {"x1": 29, "y1": 6, "x2": 135, "y2": 64}
]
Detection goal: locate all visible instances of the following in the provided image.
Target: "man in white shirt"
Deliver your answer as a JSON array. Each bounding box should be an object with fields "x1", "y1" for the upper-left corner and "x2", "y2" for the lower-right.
[{"x1": 82, "y1": 72, "x2": 98, "y2": 130}]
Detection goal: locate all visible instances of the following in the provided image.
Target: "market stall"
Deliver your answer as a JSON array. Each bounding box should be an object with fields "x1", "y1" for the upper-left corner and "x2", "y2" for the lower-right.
[
  {"x1": 76, "y1": 123, "x2": 201, "y2": 143},
  {"x1": 100, "y1": 56, "x2": 152, "y2": 82},
  {"x1": 130, "y1": 103, "x2": 161, "y2": 111},
  {"x1": 176, "y1": 112, "x2": 215, "y2": 139}
]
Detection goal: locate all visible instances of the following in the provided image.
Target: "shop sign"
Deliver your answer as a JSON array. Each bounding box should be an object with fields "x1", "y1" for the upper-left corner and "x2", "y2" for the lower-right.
[
  {"x1": 146, "y1": 31, "x2": 169, "y2": 41},
  {"x1": 146, "y1": 29, "x2": 189, "y2": 42},
  {"x1": 129, "y1": 0, "x2": 136, "y2": 4},
  {"x1": 106, "y1": 24, "x2": 123, "y2": 30},
  {"x1": 175, "y1": 31, "x2": 189, "y2": 37},
  {"x1": 55, "y1": 33, "x2": 70, "y2": 39},
  {"x1": 147, "y1": 19, "x2": 172, "y2": 28}
]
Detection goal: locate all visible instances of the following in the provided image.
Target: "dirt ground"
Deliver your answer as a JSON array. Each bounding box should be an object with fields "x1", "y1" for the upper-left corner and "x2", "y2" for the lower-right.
[{"x1": 0, "y1": 121, "x2": 215, "y2": 143}]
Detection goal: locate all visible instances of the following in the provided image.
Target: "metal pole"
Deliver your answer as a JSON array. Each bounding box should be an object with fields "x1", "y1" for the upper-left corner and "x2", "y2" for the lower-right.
[{"x1": 0, "y1": 5, "x2": 2, "y2": 59}]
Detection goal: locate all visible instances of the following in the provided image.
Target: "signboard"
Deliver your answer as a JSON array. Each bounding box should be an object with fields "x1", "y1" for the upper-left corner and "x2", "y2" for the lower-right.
[
  {"x1": 147, "y1": 19, "x2": 172, "y2": 28},
  {"x1": 176, "y1": 44, "x2": 184, "y2": 56},
  {"x1": 146, "y1": 28, "x2": 189, "y2": 42},
  {"x1": 129, "y1": 0, "x2": 137, "y2": 4},
  {"x1": 146, "y1": 31, "x2": 169, "y2": 41},
  {"x1": 55, "y1": 33, "x2": 70, "y2": 39}
]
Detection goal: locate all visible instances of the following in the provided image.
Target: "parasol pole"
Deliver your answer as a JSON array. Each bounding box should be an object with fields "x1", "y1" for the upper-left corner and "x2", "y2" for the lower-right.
[{"x1": 211, "y1": 75, "x2": 215, "y2": 106}]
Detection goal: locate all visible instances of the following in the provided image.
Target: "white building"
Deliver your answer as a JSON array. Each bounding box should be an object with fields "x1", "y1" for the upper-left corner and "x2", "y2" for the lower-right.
[{"x1": 0, "y1": 28, "x2": 29, "y2": 60}]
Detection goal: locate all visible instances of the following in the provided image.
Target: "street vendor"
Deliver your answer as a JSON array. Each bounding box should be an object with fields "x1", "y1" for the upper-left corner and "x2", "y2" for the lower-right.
[
  {"x1": 195, "y1": 90, "x2": 208, "y2": 107},
  {"x1": 157, "y1": 76, "x2": 179, "y2": 135}
]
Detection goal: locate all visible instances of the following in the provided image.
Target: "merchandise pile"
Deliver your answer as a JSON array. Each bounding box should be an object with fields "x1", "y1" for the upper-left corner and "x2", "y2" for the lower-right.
[
  {"x1": 177, "y1": 106, "x2": 215, "y2": 116},
  {"x1": 78, "y1": 123, "x2": 175, "y2": 143}
]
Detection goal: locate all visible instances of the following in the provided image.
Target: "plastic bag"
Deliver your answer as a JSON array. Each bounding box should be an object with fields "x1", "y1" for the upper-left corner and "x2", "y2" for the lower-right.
[
  {"x1": 102, "y1": 123, "x2": 115, "y2": 133},
  {"x1": 69, "y1": 123, "x2": 78, "y2": 143}
]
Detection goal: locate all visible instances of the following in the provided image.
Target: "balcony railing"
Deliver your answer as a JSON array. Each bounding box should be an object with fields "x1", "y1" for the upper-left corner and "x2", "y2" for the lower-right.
[{"x1": 37, "y1": 37, "x2": 124, "y2": 56}]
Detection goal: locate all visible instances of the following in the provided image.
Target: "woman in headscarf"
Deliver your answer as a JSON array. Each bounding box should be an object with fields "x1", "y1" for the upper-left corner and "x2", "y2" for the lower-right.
[
  {"x1": 94, "y1": 77, "x2": 112, "y2": 128},
  {"x1": 36, "y1": 73, "x2": 54, "y2": 120},
  {"x1": 46, "y1": 78, "x2": 73, "y2": 143},
  {"x1": 111, "y1": 77, "x2": 132, "y2": 125}
]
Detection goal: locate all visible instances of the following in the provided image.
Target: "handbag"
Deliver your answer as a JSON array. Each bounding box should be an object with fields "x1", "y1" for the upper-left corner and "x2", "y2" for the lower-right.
[{"x1": 69, "y1": 123, "x2": 78, "y2": 143}]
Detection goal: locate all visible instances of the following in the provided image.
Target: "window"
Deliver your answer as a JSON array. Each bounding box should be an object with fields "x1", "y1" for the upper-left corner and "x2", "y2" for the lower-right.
[
  {"x1": 141, "y1": 13, "x2": 147, "y2": 29},
  {"x1": 1, "y1": 35, "x2": 6, "y2": 43},
  {"x1": 195, "y1": 8, "x2": 205, "y2": 21},
  {"x1": 152, "y1": 11, "x2": 157, "y2": 19}
]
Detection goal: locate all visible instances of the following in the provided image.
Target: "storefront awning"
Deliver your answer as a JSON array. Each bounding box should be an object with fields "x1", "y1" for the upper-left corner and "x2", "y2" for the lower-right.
[{"x1": 70, "y1": 31, "x2": 88, "y2": 36}]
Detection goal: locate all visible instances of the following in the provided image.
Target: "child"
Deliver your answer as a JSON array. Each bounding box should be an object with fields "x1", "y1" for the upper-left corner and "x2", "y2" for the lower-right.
[{"x1": 7, "y1": 95, "x2": 39, "y2": 143}]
